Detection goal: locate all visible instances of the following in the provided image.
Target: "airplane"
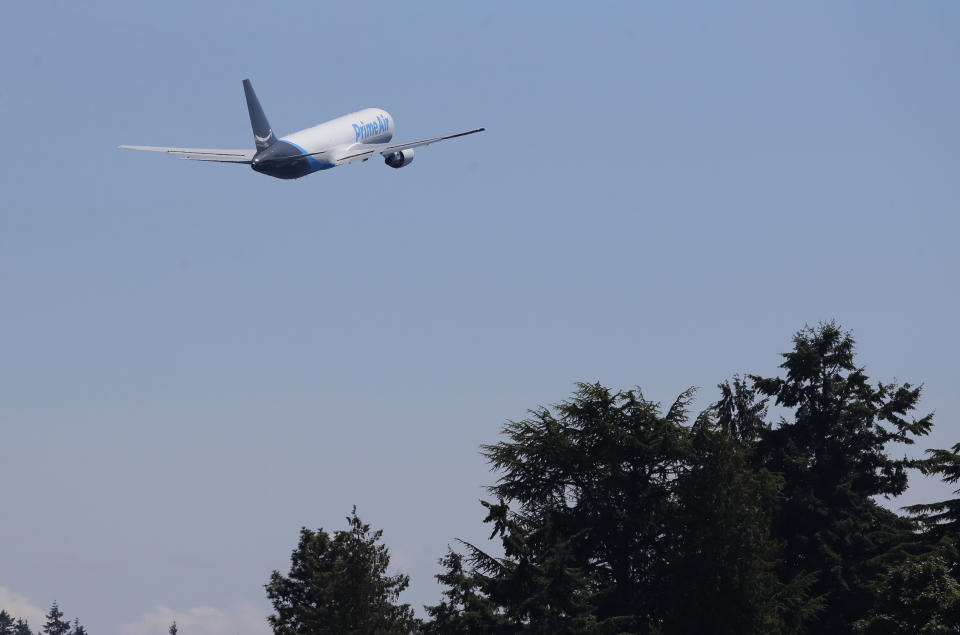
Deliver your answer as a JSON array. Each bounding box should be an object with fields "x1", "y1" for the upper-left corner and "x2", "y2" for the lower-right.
[{"x1": 120, "y1": 79, "x2": 484, "y2": 180}]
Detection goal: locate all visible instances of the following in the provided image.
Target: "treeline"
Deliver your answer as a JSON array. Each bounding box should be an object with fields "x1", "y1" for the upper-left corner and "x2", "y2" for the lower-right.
[
  {"x1": 0, "y1": 606, "x2": 179, "y2": 635},
  {"x1": 265, "y1": 323, "x2": 960, "y2": 634},
  {"x1": 5, "y1": 324, "x2": 958, "y2": 633},
  {"x1": 0, "y1": 603, "x2": 86, "y2": 635}
]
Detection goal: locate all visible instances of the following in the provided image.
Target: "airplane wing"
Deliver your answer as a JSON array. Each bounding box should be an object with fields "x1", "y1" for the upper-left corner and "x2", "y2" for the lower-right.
[
  {"x1": 118, "y1": 145, "x2": 255, "y2": 163},
  {"x1": 333, "y1": 127, "x2": 485, "y2": 166}
]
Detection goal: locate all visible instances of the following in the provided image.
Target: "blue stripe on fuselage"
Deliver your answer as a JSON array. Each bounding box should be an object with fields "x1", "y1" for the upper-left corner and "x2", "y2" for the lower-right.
[
  {"x1": 251, "y1": 140, "x2": 335, "y2": 179},
  {"x1": 283, "y1": 140, "x2": 335, "y2": 172}
]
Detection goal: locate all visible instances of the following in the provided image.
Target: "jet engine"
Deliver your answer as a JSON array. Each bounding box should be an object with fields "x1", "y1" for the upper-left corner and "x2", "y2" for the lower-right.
[{"x1": 384, "y1": 149, "x2": 415, "y2": 168}]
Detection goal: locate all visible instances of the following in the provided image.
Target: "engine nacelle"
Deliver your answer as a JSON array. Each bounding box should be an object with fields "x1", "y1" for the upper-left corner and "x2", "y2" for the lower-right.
[{"x1": 384, "y1": 148, "x2": 415, "y2": 168}]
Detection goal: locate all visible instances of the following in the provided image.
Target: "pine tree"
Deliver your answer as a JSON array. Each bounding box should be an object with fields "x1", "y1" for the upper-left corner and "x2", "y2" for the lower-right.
[
  {"x1": 41, "y1": 603, "x2": 69, "y2": 635},
  {"x1": 664, "y1": 411, "x2": 819, "y2": 634},
  {"x1": 461, "y1": 502, "x2": 597, "y2": 634},
  {"x1": 0, "y1": 611, "x2": 14, "y2": 635},
  {"x1": 13, "y1": 619, "x2": 31, "y2": 635},
  {"x1": 751, "y1": 323, "x2": 934, "y2": 630},
  {"x1": 853, "y1": 554, "x2": 960, "y2": 633},
  {"x1": 905, "y1": 443, "x2": 960, "y2": 572},
  {"x1": 168, "y1": 620, "x2": 177, "y2": 635},
  {"x1": 424, "y1": 325, "x2": 938, "y2": 632},
  {"x1": 476, "y1": 383, "x2": 693, "y2": 632},
  {"x1": 265, "y1": 506, "x2": 417, "y2": 635},
  {"x1": 69, "y1": 619, "x2": 86, "y2": 635},
  {"x1": 429, "y1": 382, "x2": 827, "y2": 633},
  {"x1": 422, "y1": 548, "x2": 513, "y2": 634}
]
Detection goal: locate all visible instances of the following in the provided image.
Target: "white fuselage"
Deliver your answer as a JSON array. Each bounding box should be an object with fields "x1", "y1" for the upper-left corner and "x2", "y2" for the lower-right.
[{"x1": 282, "y1": 108, "x2": 394, "y2": 161}]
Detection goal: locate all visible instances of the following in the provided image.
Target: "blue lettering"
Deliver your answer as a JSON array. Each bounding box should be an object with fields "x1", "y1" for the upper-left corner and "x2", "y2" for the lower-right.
[{"x1": 351, "y1": 114, "x2": 391, "y2": 142}]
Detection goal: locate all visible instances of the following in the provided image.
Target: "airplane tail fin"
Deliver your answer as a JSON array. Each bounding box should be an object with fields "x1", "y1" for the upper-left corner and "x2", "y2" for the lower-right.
[{"x1": 243, "y1": 79, "x2": 276, "y2": 151}]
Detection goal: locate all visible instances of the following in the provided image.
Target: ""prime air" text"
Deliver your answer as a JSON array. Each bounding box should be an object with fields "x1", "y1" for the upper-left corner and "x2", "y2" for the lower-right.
[{"x1": 353, "y1": 114, "x2": 390, "y2": 142}]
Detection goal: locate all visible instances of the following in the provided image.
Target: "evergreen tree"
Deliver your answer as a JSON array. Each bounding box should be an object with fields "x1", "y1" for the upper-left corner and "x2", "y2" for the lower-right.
[
  {"x1": 41, "y1": 603, "x2": 69, "y2": 635},
  {"x1": 13, "y1": 619, "x2": 31, "y2": 635},
  {"x1": 476, "y1": 383, "x2": 692, "y2": 632},
  {"x1": 715, "y1": 375, "x2": 770, "y2": 445},
  {"x1": 458, "y1": 502, "x2": 597, "y2": 634},
  {"x1": 69, "y1": 619, "x2": 86, "y2": 635},
  {"x1": 422, "y1": 548, "x2": 513, "y2": 634},
  {"x1": 664, "y1": 411, "x2": 820, "y2": 634},
  {"x1": 853, "y1": 554, "x2": 960, "y2": 633},
  {"x1": 265, "y1": 506, "x2": 417, "y2": 635},
  {"x1": 905, "y1": 443, "x2": 960, "y2": 572},
  {"x1": 168, "y1": 620, "x2": 177, "y2": 635},
  {"x1": 424, "y1": 324, "x2": 938, "y2": 633},
  {"x1": 0, "y1": 612, "x2": 14, "y2": 635},
  {"x1": 750, "y1": 323, "x2": 934, "y2": 630},
  {"x1": 0, "y1": 610, "x2": 14, "y2": 635},
  {"x1": 428, "y1": 382, "x2": 827, "y2": 633}
]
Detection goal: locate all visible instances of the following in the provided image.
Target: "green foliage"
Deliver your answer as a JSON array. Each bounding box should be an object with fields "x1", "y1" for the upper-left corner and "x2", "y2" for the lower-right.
[
  {"x1": 469, "y1": 503, "x2": 598, "y2": 634},
  {"x1": 422, "y1": 549, "x2": 513, "y2": 634},
  {"x1": 749, "y1": 322, "x2": 934, "y2": 630},
  {"x1": 265, "y1": 506, "x2": 417, "y2": 635},
  {"x1": 478, "y1": 383, "x2": 691, "y2": 632},
  {"x1": 853, "y1": 555, "x2": 960, "y2": 633},
  {"x1": 42, "y1": 603, "x2": 70, "y2": 635},
  {"x1": 2, "y1": 604, "x2": 82, "y2": 635},
  {"x1": 905, "y1": 443, "x2": 960, "y2": 571},
  {"x1": 424, "y1": 323, "x2": 944, "y2": 633},
  {"x1": 715, "y1": 375, "x2": 769, "y2": 445},
  {"x1": 0, "y1": 611, "x2": 15, "y2": 635},
  {"x1": 1, "y1": 604, "x2": 84, "y2": 635},
  {"x1": 427, "y1": 383, "x2": 822, "y2": 633},
  {"x1": 664, "y1": 412, "x2": 819, "y2": 634}
]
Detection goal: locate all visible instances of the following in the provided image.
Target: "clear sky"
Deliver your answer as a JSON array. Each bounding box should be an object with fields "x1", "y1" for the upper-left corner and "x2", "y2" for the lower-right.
[{"x1": 1, "y1": 2, "x2": 958, "y2": 633}]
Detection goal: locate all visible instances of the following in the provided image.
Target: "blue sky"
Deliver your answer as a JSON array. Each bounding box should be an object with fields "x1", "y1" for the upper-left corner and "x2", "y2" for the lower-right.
[{"x1": 1, "y1": 2, "x2": 958, "y2": 633}]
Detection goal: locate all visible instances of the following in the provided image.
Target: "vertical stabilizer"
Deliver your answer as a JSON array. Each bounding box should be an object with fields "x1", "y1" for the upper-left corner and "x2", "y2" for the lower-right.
[{"x1": 243, "y1": 79, "x2": 276, "y2": 150}]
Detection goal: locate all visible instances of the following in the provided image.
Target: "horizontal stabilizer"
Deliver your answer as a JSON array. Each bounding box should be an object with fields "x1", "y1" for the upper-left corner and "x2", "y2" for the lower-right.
[{"x1": 119, "y1": 145, "x2": 255, "y2": 164}]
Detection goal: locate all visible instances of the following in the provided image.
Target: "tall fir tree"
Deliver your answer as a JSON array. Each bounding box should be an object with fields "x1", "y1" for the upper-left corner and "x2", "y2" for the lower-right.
[
  {"x1": 664, "y1": 411, "x2": 821, "y2": 634},
  {"x1": 13, "y1": 619, "x2": 32, "y2": 635},
  {"x1": 750, "y1": 323, "x2": 934, "y2": 630},
  {"x1": 428, "y1": 383, "x2": 820, "y2": 633},
  {"x1": 422, "y1": 548, "x2": 513, "y2": 634},
  {"x1": 853, "y1": 554, "x2": 960, "y2": 633},
  {"x1": 424, "y1": 324, "x2": 939, "y2": 633},
  {"x1": 265, "y1": 506, "x2": 417, "y2": 635},
  {"x1": 477, "y1": 383, "x2": 692, "y2": 632},
  {"x1": 0, "y1": 611, "x2": 14, "y2": 635},
  {"x1": 41, "y1": 603, "x2": 69, "y2": 635},
  {"x1": 905, "y1": 443, "x2": 960, "y2": 572},
  {"x1": 460, "y1": 502, "x2": 597, "y2": 634}
]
